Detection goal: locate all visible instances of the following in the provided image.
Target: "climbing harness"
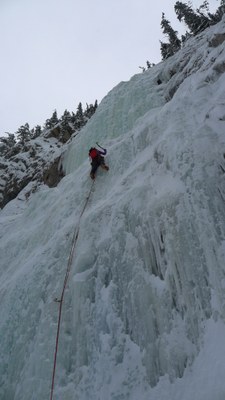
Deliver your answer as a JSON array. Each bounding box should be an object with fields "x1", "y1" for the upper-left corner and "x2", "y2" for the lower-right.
[{"x1": 50, "y1": 181, "x2": 94, "y2": 400}]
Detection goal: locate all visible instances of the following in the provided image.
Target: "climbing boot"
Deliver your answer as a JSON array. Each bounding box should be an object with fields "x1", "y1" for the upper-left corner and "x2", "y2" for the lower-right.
[{"x1": 101, "y1": 165, "x2": 109, "y2": 171}]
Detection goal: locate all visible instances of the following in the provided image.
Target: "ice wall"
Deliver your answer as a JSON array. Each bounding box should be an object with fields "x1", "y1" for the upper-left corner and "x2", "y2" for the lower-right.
[{"x1": 1, "y1": 17, "x2": 225, "y2": 400}]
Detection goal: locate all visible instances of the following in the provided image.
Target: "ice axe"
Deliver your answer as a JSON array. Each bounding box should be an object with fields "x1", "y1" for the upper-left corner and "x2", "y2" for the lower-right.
[{"x1": 96, "y1": 142, "x2": 106, "y2": 151}]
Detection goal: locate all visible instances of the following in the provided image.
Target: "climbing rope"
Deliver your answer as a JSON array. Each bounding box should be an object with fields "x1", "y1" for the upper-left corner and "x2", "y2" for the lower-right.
[{"x1": 50, "y1": 181, "x2": 94, "y2": 400}]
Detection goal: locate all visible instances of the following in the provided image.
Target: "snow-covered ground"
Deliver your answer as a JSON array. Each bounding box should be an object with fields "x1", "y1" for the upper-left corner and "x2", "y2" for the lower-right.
[{"x1": 1, "y1": 17, "x2": 225, "y2": 400}]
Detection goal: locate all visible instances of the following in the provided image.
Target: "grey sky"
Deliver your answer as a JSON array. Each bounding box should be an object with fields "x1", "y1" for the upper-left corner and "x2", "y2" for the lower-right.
[{"x1": 0, "y1": 0, "x2": 219, "y2": 135}]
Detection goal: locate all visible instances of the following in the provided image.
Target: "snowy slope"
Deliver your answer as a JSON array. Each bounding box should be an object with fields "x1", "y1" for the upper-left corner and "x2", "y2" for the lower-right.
[{"x1": 1, "y1": 17, "x2": 225, "y2": 400}]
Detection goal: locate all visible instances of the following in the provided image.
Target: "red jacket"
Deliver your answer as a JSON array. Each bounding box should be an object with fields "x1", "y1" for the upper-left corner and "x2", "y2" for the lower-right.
[{"x1": 89, "y1": 147, "x2": 107, "y2": 160}]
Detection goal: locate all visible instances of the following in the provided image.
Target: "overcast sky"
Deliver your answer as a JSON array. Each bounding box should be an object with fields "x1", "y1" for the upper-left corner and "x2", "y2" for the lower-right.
[{"x1": 0, "y1": 0, "x2": 219, "y2": 135}]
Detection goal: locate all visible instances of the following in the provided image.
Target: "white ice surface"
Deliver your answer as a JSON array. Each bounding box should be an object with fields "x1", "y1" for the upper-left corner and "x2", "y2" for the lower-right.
[{"x1": 1, "y1": 17, "x2": 225, "y2": 400}]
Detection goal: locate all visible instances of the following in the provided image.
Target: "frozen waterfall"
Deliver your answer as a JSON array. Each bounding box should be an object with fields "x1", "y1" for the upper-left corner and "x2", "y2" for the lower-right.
[{"x1": 1, "y1": 17, "x2": 225, "y2": 400}]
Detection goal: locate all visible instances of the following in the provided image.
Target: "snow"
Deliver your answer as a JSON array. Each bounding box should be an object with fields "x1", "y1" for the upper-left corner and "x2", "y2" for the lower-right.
[{"x1": 1, "y1": 17, "x2": 225, "y2": 400}]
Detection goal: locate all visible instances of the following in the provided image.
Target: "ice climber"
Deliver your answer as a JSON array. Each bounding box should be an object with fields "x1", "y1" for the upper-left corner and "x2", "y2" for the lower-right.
[{"x1": 89, "y1": 142, "x2": 109, "y2": 180}]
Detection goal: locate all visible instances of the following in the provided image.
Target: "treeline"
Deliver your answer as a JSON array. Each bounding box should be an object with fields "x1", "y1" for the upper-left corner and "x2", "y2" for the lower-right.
[
  {"x1": 160, "y1": 0, "x2": 225, "y2": 60},
  {"x1": 140, "y1": 0, "x2": 225, "y2": 69},
  {"x1": 0, "y1": 100, "x2": 98, "y2": 156}
]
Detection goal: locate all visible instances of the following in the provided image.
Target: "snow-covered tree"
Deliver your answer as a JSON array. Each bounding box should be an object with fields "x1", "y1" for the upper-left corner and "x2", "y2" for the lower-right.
[
  {"x1": 181, "y1": 30, "x2": 192, "y2": 44},
  {"x1": 16, "y1": 123, "x2": 31, "y2": 146},
  {"x1": 160, "y1": 12, "x2": 181, "y2": 59},
  {"x1": 1, "y1": 133, "x2": 16, "y2": 147},
  {"x1": 0, "y1": 133, "x2": 16, "y2": 156},
  {"x1": 76, "y1": 102, "x2": 84, "y2": 125},
  {"x1": 174, "y1": 1, "x2": 210, "y2": 35},
  {"x1": 61, "y1": 110, "x2": 72, "y2": 126},
  {"x1": 209, "y1": 0, "x2": 225, "y2": 24},
  {"x1": 84, "y1": 101, "x2": 98, "y2": 119},
  {"x1": 45, "y1": 110, "x2": 59, "y2": 130},
  {"x1": 31, "y1": 125, "x2": 42, "y2": 139},
  {"x1": 160, "y1": 41, "x2": 172, "y2": 60},
  {"x1": 60, "y1": 109, "x2": 73, "y2": 137},
  {"x1": 146, "y1": 61, "x2": 155, "y2": 69},
  {"x1": 73, "y1": 102, "x2": 85, "y2": 130}
]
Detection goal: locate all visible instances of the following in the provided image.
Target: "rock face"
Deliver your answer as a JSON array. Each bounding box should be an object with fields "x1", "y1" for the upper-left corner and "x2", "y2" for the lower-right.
[
  {"x1": 209, "y1": 32, "x2": 225, "y2": 46},
  {"x1": 43, "y1": 156, "x2": 64, "y2": 188},
  {"x1": 0, "y1": 127, "x2": 70, "y2": 209},
  {"x1": 0, "y1": 101, "x2": 98, "y2": 209},
  {"x1": 45, "y1": 125, "x2": 72, "y2": 143}
]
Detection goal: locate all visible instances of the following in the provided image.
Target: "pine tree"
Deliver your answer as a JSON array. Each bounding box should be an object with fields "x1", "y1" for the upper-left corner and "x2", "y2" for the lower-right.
[
  {"x1": 0, "y1": 133, "x2": 16, "y2": 155},
  {"x1": 181, "y1": 31, "x2": 192, "y2": 45},
  {"x1": 45, "y1": 110, "x2": 59, "y2": 130},
  {"x1": 74, "y1": 102, "x2": 85, "y2": 130},
  {"x1": 60, "y1": 109, "x2": 73, "y2": 136},
  {"x1": 50, "y1": 110, "x2": 59, "y2": 126},
  {"x1": 174, "y1": 1, "x2": 210, "y2": 35},
  {"x1": 160, "y1": 12, "x2": 181, "y2": 59},
  {"x1": 61, "y1": 109, "x2": 71, "y2": 125},
  {"x1": 94, "y1": 99, "x2": 98, "y2": 111},
  {"x1": 146, "y1": 61, "x2": 155, "y2": 69},
  {"x1": 16, "y1": 123, "x2": 31, "y2": 146},
  {"x1": 139, "y1": 66, "x2": 146, "y2": 72},
  {"x1": 196, "y1": 0, "x2": 209, "y2": 16},
  {"x1": 84, "y1": 102, "x2": 97, "y2": 119},
  {"x1": 32, "y1": 125, "x2": 42, "y2": 139},
  {"x1": 160, "y1": 41, "x2": 173, "y2": 60},
  {"x1": 4, "y1": 133, "x2": 16, "y2": 147},
  {"x1": 208, "y1": 0, "x2": 225, "y2": 24}
]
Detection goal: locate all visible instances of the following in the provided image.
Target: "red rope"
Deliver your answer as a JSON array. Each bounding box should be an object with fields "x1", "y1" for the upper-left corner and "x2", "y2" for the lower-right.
[{"x1": 50, "y1": 182, "x2": 94, "y2": 400}]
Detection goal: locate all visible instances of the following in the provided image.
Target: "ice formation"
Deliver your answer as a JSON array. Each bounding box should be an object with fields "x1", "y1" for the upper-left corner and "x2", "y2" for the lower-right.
[{"x1": 1, "y1": 17, "x2": 225, "y2": 400}]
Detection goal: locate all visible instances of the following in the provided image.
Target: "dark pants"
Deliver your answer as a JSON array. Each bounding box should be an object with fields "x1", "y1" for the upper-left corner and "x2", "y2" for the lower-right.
[{"x1": 91, "y1": 155, "x2": 105, "y2": 175}]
